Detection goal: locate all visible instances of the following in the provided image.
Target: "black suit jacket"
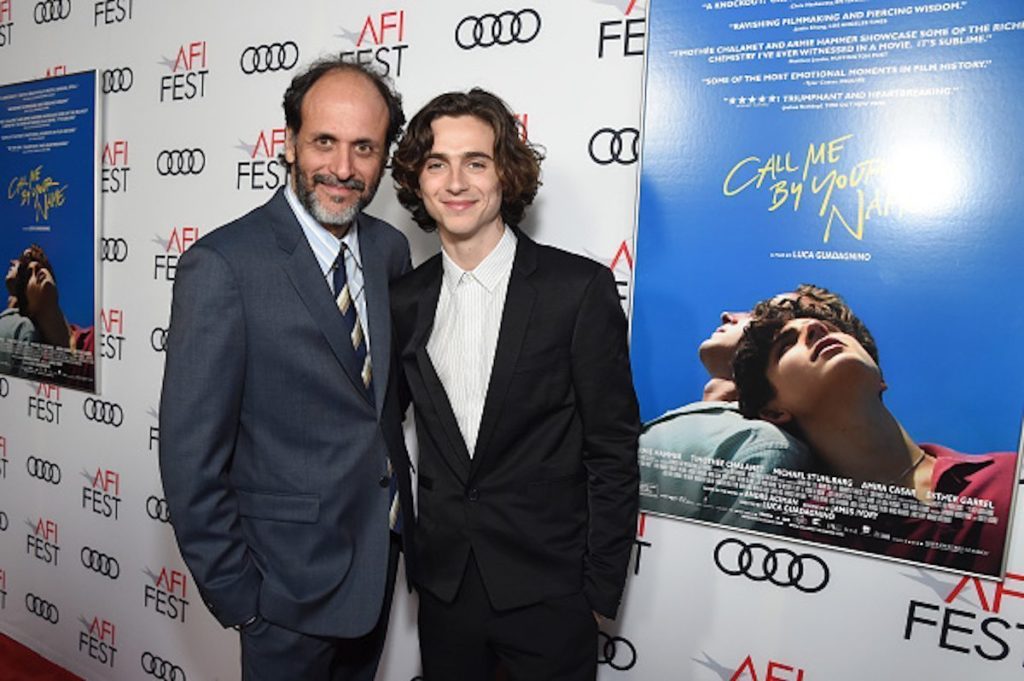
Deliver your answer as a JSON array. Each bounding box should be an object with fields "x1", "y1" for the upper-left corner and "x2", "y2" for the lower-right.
[
  {"x1": 159, "y1": 189, "x2": 413, "y2": 637},
  {"x1": 391, "y1": 230, "x2": 639, "y2": 618}
]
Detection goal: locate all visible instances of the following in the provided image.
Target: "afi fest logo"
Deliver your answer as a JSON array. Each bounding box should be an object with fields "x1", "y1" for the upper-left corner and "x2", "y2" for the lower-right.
[
  {"x1": 28, "y1": 383, "x2": 62, "y2": 424},
  {"x1": 0, "y1": 435, "x2": 7, "y2": 479},
  {"x1": 236, "y1": 127, "x2": 287, "y2": 191},
  {"x1": 144, "y1": 566, "x2": 190, "y2": 622},
  {"x1": 102, "y1": 139, "x2": 130, "y2": 193},
  {"x1": 595, "y1": 0, "x2": 646, "y2": 58},
  {"x1": 78, "y1": 615, "x2": 117, "y2": 668},
  {"x1": 159, "y1": 40, "x2": 208, "y2": 102},
  {"x1": 153, "y1": 226, "x2": 200, "y2": 281},
  {"x1": 81, "y1": 467, "x2": 122, "y2": 520},
  {"x1": 93, "y1": 0, "x2": 131, "y2": 26},
  {"x1": 337, "y1": 10, "x2": 408, "y2": 77},
  {"x1": 631, "y1": 512, "x2": 651, "y2": 576},
  {"x1": 904, "y1": 568, "x2": 1024, "y2": 665},
  {"x1": 695, "y1": 652, "x2": 807, "y2": 681},
  {"x1": 26, "y1": 517, "x2": 59, "y2": 566},
  {"x1": 99, "y1": 308, "x2": 125, "y2": 361},
  {"x1": 149, "y1": 406, "x2": 159, "y2": 453},
  {"x1": 0, "y1": 0, "x2": 14, "y2": 47},
  {"x1": 586, "y1": 239, "x2": 633, "y2": 313}
]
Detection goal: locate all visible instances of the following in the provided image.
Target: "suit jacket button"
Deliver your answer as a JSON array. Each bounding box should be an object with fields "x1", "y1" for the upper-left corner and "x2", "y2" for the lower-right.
[
  {"x1": 378, "y1": 475, "x2": 390, "y2": 488},
  {"x1": 467, "y1": 488, "x2": 480, "y2": 502}
]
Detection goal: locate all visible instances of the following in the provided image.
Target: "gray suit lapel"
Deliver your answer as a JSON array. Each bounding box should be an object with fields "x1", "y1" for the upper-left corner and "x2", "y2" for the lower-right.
[{"x1": 267, "y1": 190, "x2": 374, "y2": 408}]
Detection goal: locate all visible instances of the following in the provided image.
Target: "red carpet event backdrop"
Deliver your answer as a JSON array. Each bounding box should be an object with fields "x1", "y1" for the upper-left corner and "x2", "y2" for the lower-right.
[{"x1": 0, "y1": 1, "x2": 1022, "y2": 680}]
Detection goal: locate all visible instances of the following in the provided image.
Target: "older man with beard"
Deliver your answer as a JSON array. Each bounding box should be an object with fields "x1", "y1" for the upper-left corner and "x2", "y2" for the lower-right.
[{"x1": 159, "y1": 58, "x2": 412, "y2": 681}]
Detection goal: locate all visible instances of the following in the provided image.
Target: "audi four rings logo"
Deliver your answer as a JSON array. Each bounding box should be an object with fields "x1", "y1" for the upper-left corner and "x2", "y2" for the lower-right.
[
  {"x1": 26, "y1": 456, "x2": 61, "y2": 484},
  {"x1": 150, "y1": 327, "x2": 168, "y2": 353},
  {"x1": 588, "y1": 127, "x2": 640, "y2": 165},
  {"x1": 83, "y1": 398, "x2": 124, "y2": 427},
  {"x1": 80, "y1": 547, "x2": 121, "y2": 579},
  {"x1": 597, "y1": 631, "x2": 637, "y2": 671},
  {"x1": 0, "y1": 510, "x2": 8, "y2": 531},
  {"x1": 455, "y1": 9, "x2": 541, "y2": 49},
  {"x1": 146, "y1": 496, "x2": 171, "y2": 523},
  {"x1": 101, "y1": 68, "x2": 134, "y2": 94},
  {"x1": 714, "y1": 538, "x2": 830, "y2": 593},
  {"x1": 34, "y1": 0, "x2": 71, "y2": 23},
  {"x1": 156, "y1": 149, "x2": 206, "y2": 176},
  {"x1": 239, "y1": 42, "x2": 299, "y2": 74},
  {"x1": 141, "y1": 651, "x2": 187, "y2": 681},
  {"x1": 25, "y1": 593, "x2": 59, "y2": 624},
  {"x1": 101, "y1": 238, "x2": 129, "y2": 262}
]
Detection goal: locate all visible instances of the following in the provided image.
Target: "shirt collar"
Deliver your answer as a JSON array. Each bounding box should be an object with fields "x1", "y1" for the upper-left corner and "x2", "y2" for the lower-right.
[
  {"x1": 284, "y1": 183, "x2": 362, "y2": 275},
  {"x1": 440, "y1": 226, "x2": 517, "y2": 293}
]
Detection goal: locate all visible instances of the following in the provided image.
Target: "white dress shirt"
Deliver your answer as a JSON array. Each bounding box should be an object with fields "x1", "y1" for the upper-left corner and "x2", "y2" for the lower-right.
[{"x1": 428, "y1": 227, "x2": 517, "y2": 457}]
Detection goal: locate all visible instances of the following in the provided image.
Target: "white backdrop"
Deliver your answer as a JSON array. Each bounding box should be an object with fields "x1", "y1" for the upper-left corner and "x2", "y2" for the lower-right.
[{"x1": 1, "y1": 1, "x2": 1023, "y2": 680}]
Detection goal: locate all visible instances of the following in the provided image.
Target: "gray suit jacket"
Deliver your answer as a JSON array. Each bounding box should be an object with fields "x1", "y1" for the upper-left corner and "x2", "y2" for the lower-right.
[{"x1": 159, "y1": 188, "x2": 411, "y2": 637}]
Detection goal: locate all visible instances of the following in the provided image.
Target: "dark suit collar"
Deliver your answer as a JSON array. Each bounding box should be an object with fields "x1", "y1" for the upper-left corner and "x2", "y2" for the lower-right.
[
  {"x1": 411, "y1": 256, "x2": 473, "y2": 481},
  {"x1": 267, "y1": 187, "x2": 381, "y2": 412}
]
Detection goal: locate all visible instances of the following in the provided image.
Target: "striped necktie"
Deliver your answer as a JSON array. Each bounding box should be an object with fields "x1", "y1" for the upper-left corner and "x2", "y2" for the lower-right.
[{"x1": 332, "y1": 245, "x2": 373, "y2": 401}]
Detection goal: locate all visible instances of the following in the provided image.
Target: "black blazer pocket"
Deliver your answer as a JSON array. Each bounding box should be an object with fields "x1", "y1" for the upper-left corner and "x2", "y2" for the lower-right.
[{"x1": 236, "y1": 489, "x2": 320, "y2": 524}]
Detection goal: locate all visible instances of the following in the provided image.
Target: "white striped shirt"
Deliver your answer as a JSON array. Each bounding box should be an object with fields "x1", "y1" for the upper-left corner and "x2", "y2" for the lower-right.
[
  {"x1": 284, "y1": 184, "x2": 371, "y2": 354},
  {"x1": 428, "y1": 227, "x2": 517, "y2": 457}
]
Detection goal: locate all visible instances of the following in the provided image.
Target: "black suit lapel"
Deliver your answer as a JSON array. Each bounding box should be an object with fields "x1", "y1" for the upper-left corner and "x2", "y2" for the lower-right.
[
  {"x1": 470, "y1": 233, "x2": 538, "y2": 479},
  {"x1": 412, "y1": 258, "x2": 472, "y2": 483},
  {"x1": 358, "y1": 216, "x2": 390, "y2": 417},
  {"x1": 268, "y1": 189, "x2": 374, "y2": 408}
]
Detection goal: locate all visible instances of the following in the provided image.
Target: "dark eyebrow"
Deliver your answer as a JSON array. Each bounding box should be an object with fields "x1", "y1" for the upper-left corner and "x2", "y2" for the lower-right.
[{"x1": 769, "y1": 326, "x2": 799, "y2": 364}]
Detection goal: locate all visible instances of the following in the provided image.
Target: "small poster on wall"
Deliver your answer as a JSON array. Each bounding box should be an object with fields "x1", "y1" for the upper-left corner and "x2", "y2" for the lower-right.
[
  {"x1": 631, "y1": 0, "x2": 1023, "y2": 577},
  {"x1": 0, "y1": 70, "x2": 99, "y2": 392}
]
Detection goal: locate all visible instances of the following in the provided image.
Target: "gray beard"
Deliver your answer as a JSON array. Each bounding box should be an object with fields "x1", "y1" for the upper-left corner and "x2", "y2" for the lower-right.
[{"x1": 294, "y1": 171, "x2": 373, "y2": 229}]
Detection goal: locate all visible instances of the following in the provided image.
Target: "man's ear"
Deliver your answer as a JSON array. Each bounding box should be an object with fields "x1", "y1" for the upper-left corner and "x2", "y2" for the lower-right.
[
  {"x1": 759, "y1": 403, "x2": 792, "y2": 426},
  {"x1": 284, "y1": 128, "x2": 296, "y2": 165}
]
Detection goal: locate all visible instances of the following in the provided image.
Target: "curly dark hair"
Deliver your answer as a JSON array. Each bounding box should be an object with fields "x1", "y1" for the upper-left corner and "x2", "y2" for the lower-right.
[
  {"x1": 391, "y1": 88, "x2": 544, "y2": 232},
  {"x1": 278, "y1": 56, "x2": 405, "y2": 169},
  {"x1": 733, "y1": 285, "x2": 879, "y2": 422},
  {"x1": 6, "y1": 244, "x2": 55, "y2": 314}
]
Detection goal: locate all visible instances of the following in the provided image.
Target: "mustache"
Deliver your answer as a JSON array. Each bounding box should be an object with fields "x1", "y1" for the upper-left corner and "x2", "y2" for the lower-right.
[{"x1": 312, "y1": 173, "x2": 365, "y2": 191}]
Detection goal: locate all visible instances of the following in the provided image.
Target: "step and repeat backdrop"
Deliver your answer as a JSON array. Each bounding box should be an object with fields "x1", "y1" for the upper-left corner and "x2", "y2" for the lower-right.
[{"x1": 0, "y1": 1, "x2": 1023, "y2": 680}]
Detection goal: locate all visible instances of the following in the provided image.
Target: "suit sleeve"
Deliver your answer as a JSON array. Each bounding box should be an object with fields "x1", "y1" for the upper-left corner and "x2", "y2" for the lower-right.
[
  {"x1": 158, "y1": 243, "x2": 261, "y2": 628},
  {"x1": 571, "y1": 266, "x2": 640, "y2": 619}
]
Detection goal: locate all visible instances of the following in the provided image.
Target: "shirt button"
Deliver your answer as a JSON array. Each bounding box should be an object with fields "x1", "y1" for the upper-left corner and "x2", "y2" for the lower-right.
[
  {"x1": 378, "y1": 475, "x2": 390, "y2": 488},
  {"x1": 467, "y1": 488, "x2": 480, "y2": 502}
]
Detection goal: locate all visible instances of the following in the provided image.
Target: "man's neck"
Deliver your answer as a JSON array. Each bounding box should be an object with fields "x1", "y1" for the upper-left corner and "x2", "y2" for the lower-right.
[
  {"x1": 439, "y1": 220, "x2": 505, "y2": 271},
  {"x1": 32, "y1": 306, "x2": 70, "y2": 348},
  {"x1": 702, "y1": 377, "x2": 738, "y2": 402},
  {"x1": 803, "y1": 397, "x2": 927, "y2": 492}
]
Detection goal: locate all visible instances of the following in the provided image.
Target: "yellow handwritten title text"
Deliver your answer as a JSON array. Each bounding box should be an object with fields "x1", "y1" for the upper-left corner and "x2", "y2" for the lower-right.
[
  {"x1": 722, "y1": 134, "x2": 901, "y2": 243},
  {"x1": 7, "y1": 165, "x2": 67, "y2": 223}
]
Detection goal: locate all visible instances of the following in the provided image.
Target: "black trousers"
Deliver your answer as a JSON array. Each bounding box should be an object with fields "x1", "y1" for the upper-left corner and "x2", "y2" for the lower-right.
[
  {"x1": 240, "y1": 532, "x2": 402, "y2": 681},
  {"x1": 418, "y1": 554, "x2": 597, "y2": 681}
]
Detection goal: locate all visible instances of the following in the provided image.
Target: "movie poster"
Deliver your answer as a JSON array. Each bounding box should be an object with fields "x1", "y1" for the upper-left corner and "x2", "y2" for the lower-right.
[
  {"x1": 0, "y1": 71, "x2": 98, "y2": 391},
  {"x1": 632, "y1": 1, "x2": 1024, "y2": 577}
]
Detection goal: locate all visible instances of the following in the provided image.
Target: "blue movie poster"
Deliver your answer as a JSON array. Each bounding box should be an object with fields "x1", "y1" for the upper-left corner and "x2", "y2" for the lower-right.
[
  {"x1": 0, "y1": 71, "x2": 98, "y2": 391},
  {"x1": 633, "y1": 1, "x2": 1023, "y2": 576}
]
